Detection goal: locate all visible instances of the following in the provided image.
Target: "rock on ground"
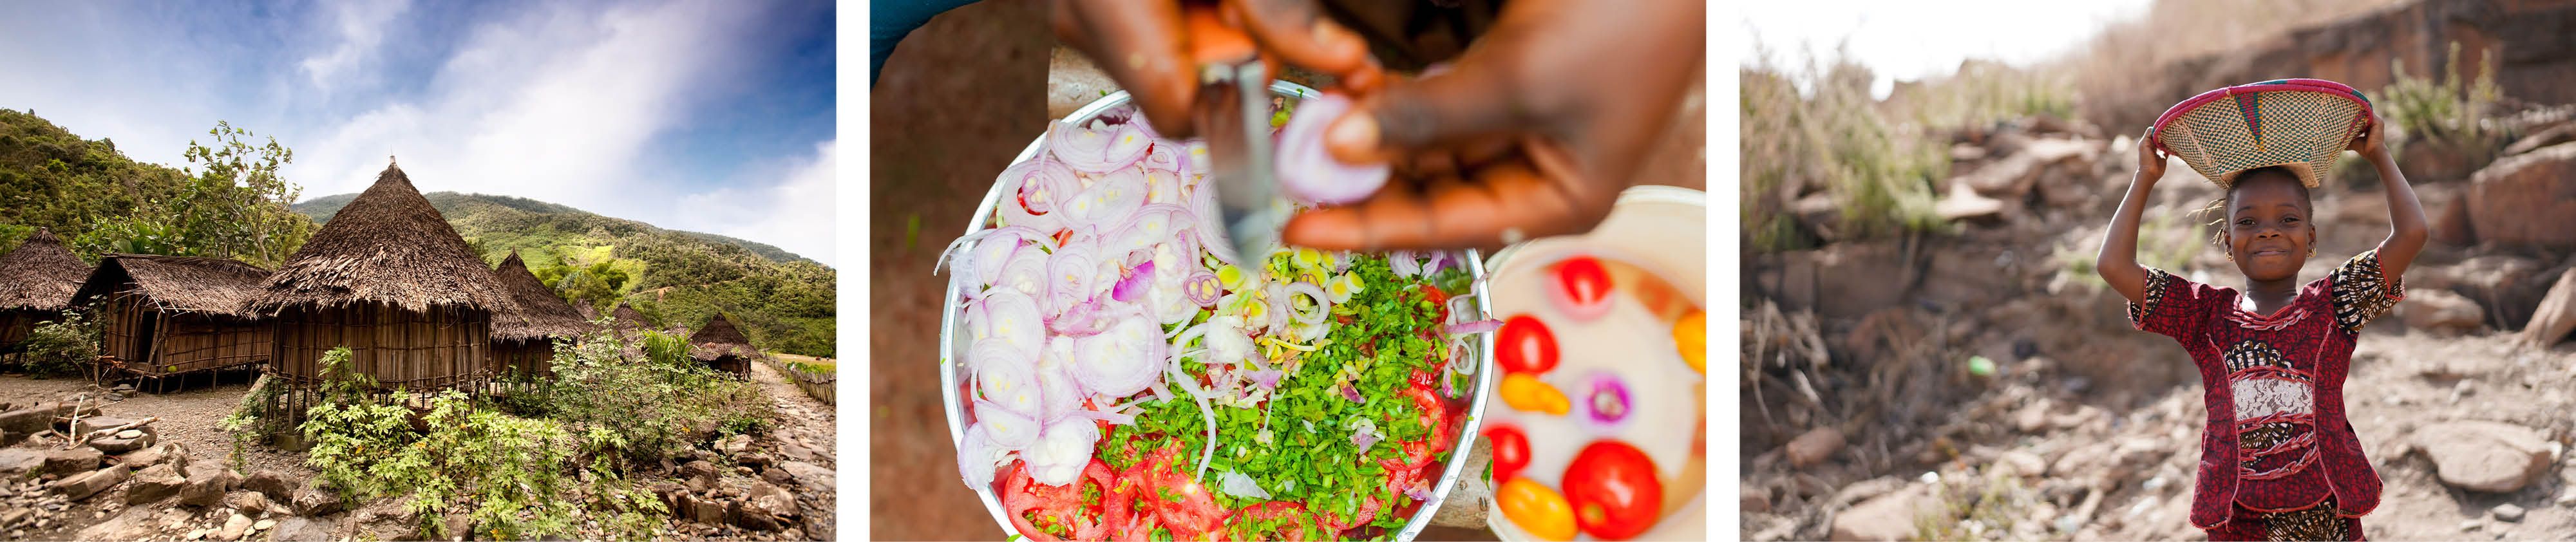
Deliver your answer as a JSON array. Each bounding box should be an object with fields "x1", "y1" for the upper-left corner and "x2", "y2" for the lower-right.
[
  {"x1": 2465, "y1": 142, "x2": 2576, "y2": 248},
  {"x1": 126, "y1": 463, "x2": 186, "y2": 504},
  {"x1": 2403, "y1": 289, "x2": 2488, "y2": 333},
  {"x1": 2414, "y1": 420, "x2": 2554, "y2": 493},
  {"x1": 2523, "y1": 268, "x2": 2576, "y2": 348},
  {"x1": 47, "y1": 463, "x2": 128, "y2": 501},
  {"x1": 1830, "y1": 484, "x2": 1938, "y2": 541},
  {"x1": 1786, "y1": 427, "x2": 1846, "y2": 467}
]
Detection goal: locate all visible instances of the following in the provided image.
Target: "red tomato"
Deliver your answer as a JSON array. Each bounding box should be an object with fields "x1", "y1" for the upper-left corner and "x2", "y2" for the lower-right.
[
  {"x1": 1316, "y1": 492, "x2": 1385, "y2": 534},
  {"x1": 1497, "y1": 314, "x2": 1559, "y2": 375},
  {"x1": 1562, "y1": 440, "x2": 1664, "y2": 540},
  {"x1": 1226, "y1": 501, "x2": 1318, "y2": 541},
  {"x1": 1000, "y1": 460, "x2": 1115, "y2": 541},
  {"x1": 1419, "y1": 283, "x2": 1451, "y2": 324},
  {"x1": 1485, "y1": 425, "x2": 1531, "y2": 482},
  {"x1": 1104, "y1": 444, "x2": 1222, "y2": 540},
  {"x1": 1554, "y1": 256, "x2": 1613, "y2": 317}
]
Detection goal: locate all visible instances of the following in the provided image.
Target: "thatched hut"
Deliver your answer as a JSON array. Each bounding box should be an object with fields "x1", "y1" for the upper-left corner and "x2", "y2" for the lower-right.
[
  {"x1": 72, "y1": 254, "x2": 272, "y2": 381},
  {"x1": 249, "y1": 164, "x2": 515, "y2": 395},
  {"x1": 573, "y1": 299, "x2": 601, "y2": 322},
  {"x1": 609, "y1": 303, "x2": 652, "y2": 337},
  {"x1": 489, "y1": 251, "x2": 593, "y2": 378},
  {"x1": 0, "y1": 229, "x2": 92, "y2": 351},
  {"x1": 687, "y1": 313, "x2": 757, "y2": 377}
]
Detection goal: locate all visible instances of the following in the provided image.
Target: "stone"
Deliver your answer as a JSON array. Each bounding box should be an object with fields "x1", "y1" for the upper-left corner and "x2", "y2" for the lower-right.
[
  {"x1": 2495, "y1": 503, "x2": 2526, "y2": 522},
  {"x1": 116, "y1": 443, "x2": 183, "y2": 471},
  {"x1": 73, "y1": 508, "x2": 155, "y2": 541},
  {"x1": 72, "y1": 416, "x2": 136, "y2": 437},
  {"x1": 687, "y1": 494, "x2": 730, "y2": 525},
  {"x1": 1785, "y1": 427, "x2": 1845, "y2": 467},
  {"x1": 735, "y1": 481, "x2": 796, "y2": 531},
  {"x1": 2433, "y1": 196, "x2": 2474, "y2": 246},
  {"x1": 1935, "y1": 183, "x2": 2009, "y2": 223},
  {"x1": 182, "y1": 465, "x2": 242, "y2": 508},
  {"x1": 126, "y1": 463, "x2": 185, "y2": 504},
  {"x1": 252, "y1": 518, "x2": 274, "y2": 530},
  {"x1": 2503, "y1": 120, "x2": 2576, "y2": 157},
  {"x1": 1742, "y1": 486, "x2": 1771, "y2": 514},
  {"x1": 682, "y1": 460, "x2": 721, "y2": 483},
  {"x1": 1830, "y1": 484, "x2": 1939, "y2": 541},
  {"x1": 242, "y1": 471, "x2": 294, "y2": 502},
  {"x1": 113, "y1": 429, "x2": 141, "y2": 439},
  {"x1": 2523, "y1": 268, "x2": 2576, "y2": 348},
  {"x1": 290, "y1": 480, "x2": 340, "y2": 516},
  {"x1": 47, "y1": 464, "x2": 128, "y2": 501},
  {"x1": 0, "y1": 449, "x2": 43, "y2": 477},
  {"x1": 38, "y1": 448, "x2": 103, "y2": 476},
  {"x1": 217, "y1": 512, "x2": 252, "y2": 541},
  {"x1": 1994, "y1": 450, "x2": 2049, "y2": 479},
  {"x1": 267, "y1": 516, "x2": 336, "y2": 542},
  {"x1": 778, "y1": 442, "x2": 815, "y2": 462},
  {"x1": 223, "y1": 491, "x2": 274, "y2": 515},
  {"x1": 777, "y1": 461, "x2": 835, "y2": 492},
  {"x1": 0, "y1": 407, "x2": 50, "y2": 437},
  {"x1": 761, "y1": 467, "x2": 793, "y2": 486},
  {"x1": 2466, "y1": 142, "x2": 2576, "y2": 248},
  {"x1": 2404, "y1": 289, "x2": 2488, "y2": 333},
  {"x1": 2416, "y1": 421, "x2": 2553, "y2": 492},
  {"x1": 89, "y1": 433, "x2": 152, "y2": 455},
  {"x1": 739, "y1": 452, "x2": 773, "y2": 467}
]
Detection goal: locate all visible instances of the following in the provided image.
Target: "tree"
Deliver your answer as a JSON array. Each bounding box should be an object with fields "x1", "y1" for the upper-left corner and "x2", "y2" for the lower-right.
[{"x1": 70, "y1": 121, "x2": 315, "y2": 266}]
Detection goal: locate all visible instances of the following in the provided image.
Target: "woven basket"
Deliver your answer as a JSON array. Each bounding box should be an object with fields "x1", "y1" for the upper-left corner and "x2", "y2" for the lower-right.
[{"x1": 2150, "y1": 79, "x2": 2372, "y2": 189}]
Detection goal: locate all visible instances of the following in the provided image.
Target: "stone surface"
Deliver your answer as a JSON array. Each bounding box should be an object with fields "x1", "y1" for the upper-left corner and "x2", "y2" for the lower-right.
[
  {"x1": 777, "y1": 461, "x2": 835, "y2": 492},
  {"x1": 71, "y1": 416, "x2": 135, "y2": 437},
  {"x1": 2416, "y1": 421, "x2": 2554, "y2": 493},
  {"x1": 2523, "y1": 268, "x2": 2576, "y2": 348},
  {"x1": 1786, "y1": 427, "x2": 1846, "y2": 468},
  {"x1": 1743, "y1": 486, "x2": 1771, "y2": 514},
  {"x1": 38, "y1": 448, "x2": 103, "y2": 476},
  {"x1": 225, "y1": 491, "x2": 275, "y2": 515},
  {"x1": 0, "y1": 449, "x2": 42, "y2": 476},
  {"x1": 1831, "y1": 484, "x2": 1938, "y2": 541},
  {"x1": 0, "y1": 407, "x2": 50, "y2": 437},
  {"x1": 116, "y1": 443, "x2": 184, "y2": 471},
  {"x1": 182, "y1": 464, "x2": 243, "y2": 508},
  {"x1": 2404, "y1": 289, "x2": 2488, "y2": 333},
  {"x1": 265, "y1": 516, "x2": 336, "y2": 542},
  {"x1": 47, "y1": 464, "x2": 128, "y2": 501},
  {"x1": 290, "y1": 480, "x2": 340, "y2": 516},
  {"x1": 126, "y1": 463, "x2": 185, "y2": 504},
  {"x1": 216, "y1": 512, "x2": 252, "y2": 541},
  {"x1": 73, "y1": 507, "x2": 155, "y2": 541},
  {"x1": 2466, "y1": 142, "x2": 2576, "y2": 249},
  {"x1": 735, "y1": 481, "x2": 797, "y2": 531},
  {"x1": 2496, "y1": 503, "x2": 2527, "y2": 522},
  {"x1": 242, "y1": 471, "x2": 294, "y2": 502}
]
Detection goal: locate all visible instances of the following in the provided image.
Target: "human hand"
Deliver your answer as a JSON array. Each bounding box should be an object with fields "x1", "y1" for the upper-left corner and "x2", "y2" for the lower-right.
[
  {"x1": 2347, "y1": 113, "x2": 2389, "y2": 162},
  {"x1": 2137, "y1": 129, "x2": 2168, "y2": 183},
  {"x1": 1049, "y1": 0, "x2": 1377, "y2": 140},
  {"x1": 1282, "y1": 0, "x2": 1705, "y2": 251}
]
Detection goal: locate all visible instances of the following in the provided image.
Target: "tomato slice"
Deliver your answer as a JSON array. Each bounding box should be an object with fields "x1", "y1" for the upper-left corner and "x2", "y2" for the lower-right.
[
  {"x1": 1225, "y1": 501, "x2": 1318, "y2": 541},
  {"x1": 1315, "y1": 492, "x2": 1385, "y2": 534},
  {"x1": 1001, "y1": 460, "x2": 1115, "y2": 541},
  {"x1": 1418, "y1": 284, "x2": 1450, "y2": 324},
  {"x1": 1496, "y1": 314, "x2": 1558, "y2": 375},
  {"x1": 1552, "y1": 256, "x2": 1613, "y2": 320},
  {"x1": 1563, "y1": 440, "x2": 1664, "y2": 540},
  {"x1": 1101, "y1": 444, "x2": 1224, "y2": 540},
  {"x1": 1484, "y1": 425, "x2": 1532, "y2": 483}
]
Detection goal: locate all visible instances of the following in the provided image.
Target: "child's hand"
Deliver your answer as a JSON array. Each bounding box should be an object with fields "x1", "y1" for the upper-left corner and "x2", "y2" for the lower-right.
[
  {"x1": 2136, "y1": 129, "x2": 2168, "y2": 183},
  {"x1": 2348, "y1": 113, "x2": 2391, "y2": 162}
]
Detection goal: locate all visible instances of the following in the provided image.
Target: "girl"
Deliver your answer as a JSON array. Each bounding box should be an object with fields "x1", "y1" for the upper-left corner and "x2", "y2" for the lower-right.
[{"x1": 2096, "y1": 113, "x2": 2428, "y2": 541}]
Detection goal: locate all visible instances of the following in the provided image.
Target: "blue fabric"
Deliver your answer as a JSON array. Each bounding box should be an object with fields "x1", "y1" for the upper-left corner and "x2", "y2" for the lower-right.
[{"x1": 872, "y1": 0, "x2": 985, "y2": 86}]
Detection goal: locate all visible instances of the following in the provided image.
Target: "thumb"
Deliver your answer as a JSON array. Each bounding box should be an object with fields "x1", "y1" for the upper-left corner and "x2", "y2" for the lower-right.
[{"x1": 1323, "y1": 61, "x2": 1522, "y2": 165}]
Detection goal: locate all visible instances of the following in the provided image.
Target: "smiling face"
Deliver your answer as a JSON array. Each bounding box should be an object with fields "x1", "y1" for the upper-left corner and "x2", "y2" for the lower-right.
[{"x1": 2222, "y1": 168, "x2": 2316, "y2": 282}]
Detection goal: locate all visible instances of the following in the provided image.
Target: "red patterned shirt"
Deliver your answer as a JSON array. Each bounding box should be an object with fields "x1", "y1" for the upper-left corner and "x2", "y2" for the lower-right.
[{"x1": 2128, "y1": 250, "x2": 2404, "y2": 529}]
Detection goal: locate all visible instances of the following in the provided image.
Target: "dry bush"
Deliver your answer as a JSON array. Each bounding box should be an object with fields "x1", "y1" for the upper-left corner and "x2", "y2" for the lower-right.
[{"x1": 2054, "y1": 0, "x2": 2409, "y2": 130}]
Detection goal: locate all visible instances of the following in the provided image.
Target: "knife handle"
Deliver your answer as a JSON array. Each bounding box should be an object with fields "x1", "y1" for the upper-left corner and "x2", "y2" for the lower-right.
[{"x1": 1184, "y1": 4, "x2": 1256, "y2": 66}]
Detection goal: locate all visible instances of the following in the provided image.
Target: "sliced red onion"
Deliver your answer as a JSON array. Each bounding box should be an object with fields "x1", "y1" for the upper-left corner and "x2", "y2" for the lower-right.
[
  {"x1": 956, "y1": 424, "x2": 1010, "y2": 489},
  {"x1": 1048, "y1": 121, "x2": 1152, "y2": 174},
  {"x1": 1110, "y1": 260, "x2": 1156, "y2": 303},
  {"x1": 972, "y1": 340, "x2": 1041, "y2": 415},
  {"x1": 1349, "y1": 416, "x2": 1381, "y2": 451},
  {"x1": 967, "y1": 290, "x2": 1046, "y2": 360},
  {"x1": 1581, "y1": 371, "x2": 1634, "y2": 431},
  {"x1": 1036, "y1": 339, "x2": 1083, "y2": 420},
  {"x1": 1339, "y1": 382, "x2": 1364, "y2": 404},
  {"x1": 1071, "y1": 315, "x2": 1166, "y2": 397},
  {"x1": 1166, "y1": 367, "x2": 1220, "y2": 480},
  {"x1": 1275, "y1": 93, "x2": 1390, "y2": 205},
  {"x1": 998, "y1": 157, "x2": 1079, "y2": 233},
  {"x1": 1201, "y1": 315, "x2": 1253, "y2": 366},
  {"x1": 1063, "y1": 407, "x2": 1137, "y2": 425},
  {"x1": 1048, "y1": 300, "x2": 1115, "y2": 337},
  {"x1": 1243, "y1": 369, "x2": 1283, "y2": 389},
  {"x1": 1189, "y1": 176, "x2": 1240, "y2": 268},
  {"x1": 1388, "y1": 250, "x2": 1423, "y2": 277},
  {"x1": 1065, "y1": 165, "x2": 1150, "y2": 226},
  {"x1": 1284, "y1": 282, "x2": 1329, "y2": 325},
  {"x1": 996, "y1": 248, "x2": 1050, "y2": 300},
  {"x1": 1439, "y1": 360, "x2": 1461, "y2": 400},
  {"x1": 1443, "y1": 319, "x2": 1502, "y2": 336},
  {"x1": 1215, "y1": 471, "x2": 1273, "y2": 501},
  {"x1": 976, "y1": 398, "x2": 1041, "y2": 449},
  {"x1": 1023, "y1": 417, "x2": 1101, "y2": 486},
  {"x1": 1405, "y1": 483, "x2": 1435, "y2": 502},
  {"x1": 1044, "y1": 245, "x2": 1099, "y2": 317},
  {"x1": 935, "y1": 225, "x2": 1050, "y2": 283},
  {"x1": 1182, "y1": 272, "x2": 1222, "y2": 307},
  {"x1": 1150, "y1": 380, "x2": 1174, "y2": 402},
  {"x1": 1422, "y1": 250, "x2": 1454, "y2": 275}
]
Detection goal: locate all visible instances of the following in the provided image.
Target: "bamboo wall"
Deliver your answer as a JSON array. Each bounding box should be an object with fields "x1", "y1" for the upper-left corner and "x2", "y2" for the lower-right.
[
  {"x1": 271, "y1": 303, "x2": 491, "y2": 391},
  {"x1": 99, "y1": 293, "x2": 269, "y2": 376},
  {"x1": 0, "y1": 310, "x2": 34, "y2": 351},
  {"x1": 489, "y1": 339, "x2": 560, "y2": 380}
]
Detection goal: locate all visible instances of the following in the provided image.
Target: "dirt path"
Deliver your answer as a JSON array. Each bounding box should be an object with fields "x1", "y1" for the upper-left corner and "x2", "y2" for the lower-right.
[{"x1": 752, "y1": 356, "x2": 835, "y2": 470}]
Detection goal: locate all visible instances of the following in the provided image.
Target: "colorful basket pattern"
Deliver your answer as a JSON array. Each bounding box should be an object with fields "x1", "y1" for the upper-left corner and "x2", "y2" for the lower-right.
[{"x1": 2150, "y1": 79, "x2": 2372, "y2": 189}]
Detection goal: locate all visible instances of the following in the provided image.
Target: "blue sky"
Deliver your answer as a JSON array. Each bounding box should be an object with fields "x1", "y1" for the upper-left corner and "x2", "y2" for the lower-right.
[{"x1": 0, "y1": 0, "x2": 838, "y2": 266}]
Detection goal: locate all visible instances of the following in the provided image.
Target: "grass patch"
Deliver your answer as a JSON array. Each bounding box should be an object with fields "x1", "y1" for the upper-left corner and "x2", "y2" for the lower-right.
[{"x1": 1742, "y1": 44, "x2": 1949, "y2": 252}]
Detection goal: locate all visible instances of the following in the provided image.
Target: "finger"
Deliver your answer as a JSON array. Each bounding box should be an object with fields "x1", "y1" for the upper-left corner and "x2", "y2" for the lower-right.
[
  {"x1": 1282, "y1": 157, "x2": 1611, "y2": 251},
  {"x1": 1060, "y1": 1, "x2": 1198, "y2": 138},
  {"x1": 1223, "y1": 0, "x2": 1372, "y2": 77},
  {"x1": 1323, "y1": 62, "x2": 1523, "y2": 165}
]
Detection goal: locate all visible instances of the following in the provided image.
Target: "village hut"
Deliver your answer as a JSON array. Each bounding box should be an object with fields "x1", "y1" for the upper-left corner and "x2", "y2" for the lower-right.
[
  {"x1": 573, "y1": 299, "x2": 601, "y2": 322},
  {"x1": 609, "y1": 303, "x2": 652, "y2": 337},
  {"x1": 71, "y1": 254, "x2": 272, "y2": 384},
  {"x1": 249, "y1": 164, "x2": 515, "y2": 398},
  {"x1": 489, "y1": 251, "x2": 594, "y2": 378},
  {"x1": 686, "y1": 313, "x2": 757, "y2": 377},
  {"x1": 0, "y1": 229, "x2": 93, "y2": 351}
]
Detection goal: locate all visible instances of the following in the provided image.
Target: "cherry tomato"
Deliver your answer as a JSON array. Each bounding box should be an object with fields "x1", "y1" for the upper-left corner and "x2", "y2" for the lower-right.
[
  {"x1": 1226, "y1": 501, "x2": 1318, "y2": 541},
  {"x1": 1563, "y1": 440, "x2": 1664, "y2": 540},
  {"x1": 1553, "y1": 256, "x2": 1614, "y2": 321},
  {"x1": 1496, "y1": 314, "x2": 1559, "y2": 375},
  {"x1": 1674, "y1": 309, "x2": 1707, "y2": 373},
  {"x1": 1485, "y1": 425, "x2": 1532, "y2": 483},
  {"x1": 1000, "y1": 460, "x2": 1115, "y2": 541},
  {"x1": 1500, "y1": 373, "x2": 1571, "y2": 415},
  {"x1": 1498, "y1": 478, "x2": 1577, "y2": 541}
]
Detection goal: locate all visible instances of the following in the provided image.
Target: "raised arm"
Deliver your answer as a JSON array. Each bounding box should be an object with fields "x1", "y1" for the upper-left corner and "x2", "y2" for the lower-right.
[
  {"x1": 2099, "y1": 133, "x2": 2168, "y2": 304},
  {"x1": 2350, "y1": 117, "x2": 2428, "y2": 278}
]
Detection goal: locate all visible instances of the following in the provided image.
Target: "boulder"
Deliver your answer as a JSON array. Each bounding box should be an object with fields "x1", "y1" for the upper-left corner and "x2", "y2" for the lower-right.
[
  {"x1": 777, "y1": 461, "x2": 835, "y2": 492},
  {"x1": 1830, "y1": 484, "x2": 1939, "y2": 541},
  {"x1": 71, "y1": 416, "x2": 138, "y2": 437},
  {"x1": 47, "y1": 464, "x2": 128, "y2": 501},
  {"x1": 125, "y1": 463, "x2": 185, "y2": 504},
  {"x1": 290, "y1": 480, "x2": 341, "y2": 516},
  {"x1": 1935, "y1": 183, "x2": 2009, "y2": 224},
  {"x1": 735, "y1": 481, "x2": 797, "y2": 531},
  {"x1": 180, "y1": 465, "x2": 240, "y2": 507},
  {"x1": 265, "y1": 516, "x2": 337, "y2": 542},
  {"x1": 1954, "y1": 138, "x2": 2096, "y2": 200},
  {"x1": 1786, "y1": 427, "x2": 1846, "y2": 468},
  {"x1": 2523, "y1": 268, "x2": 2576, "y2": 348},
  {"x1": 2502, "y1": 120, "x2": 2576, "y2": 157},
  {"x1": 2403, "y1": 289, "x2": 2488, "y2": 333},
  {"x1": 89, "y1": 433, "x2": 151, "y2": 455},
  {"x1": 0, "y1": 449, "x2": 43, "y2": 477},
  {"x1": 2414, "y1": 420, "x2": 2553, "y2": 493},
  {"x1": 0, "y1": 407, "x2": 50, "y2": 437},
  {"x1": 73, "y1": 507, "x2": 155, "y2": 541},
  {"x1": 243, "y1": 471, "x2": 294, "y2": 502},
  {"x1": 225, "y1": 491, "x2": 276, "y2": 516},
  {"x1": 2465, "y1": 142, "x2": 2576, "y2": 249},
  {"x1": 2432, "y1": 196, "x2": 2474, "y2": 246},
  {"x1": 116, "y1": 443, "x2": 185, "y2": 471},
  {"x1": 38, "y1": 448, "x2": 104, "y2": 477},
  {"x1": 216, "y1": 512, "x2": 252, "y2": 541}
]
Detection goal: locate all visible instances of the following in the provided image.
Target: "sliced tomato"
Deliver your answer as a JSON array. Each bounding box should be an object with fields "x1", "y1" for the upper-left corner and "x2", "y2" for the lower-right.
[
  {"x1": 1001, "y1": 460, "x2": 1115, "y2": 541},
  {"x1": 1102, "y1": 443, "x2": 1224, "y2": 540},
  {"x1": 1418, "y1": 283, "x2": 1450, "y2": 324},
  {"x1": 1315, "y1": 492, "x2": 1385, "y2": 534},
  {"x1": 1225, "y1": 501, "x2": 1318, "y2": 541}
]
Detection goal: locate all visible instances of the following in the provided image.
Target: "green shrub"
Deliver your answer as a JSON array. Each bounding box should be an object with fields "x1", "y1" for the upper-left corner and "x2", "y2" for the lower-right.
[
  {"x1": 2378, "y1": 42, "x2": 2504, "y2": 171},
  {"x1": 17, "y1": 310, "x2": 97, "y2": 378},
  {"x1": 540, "y1": 327, "x2": 776, "y2": 465},
  {"x1": 1743, "y1": 48, "x2": 1949, "y2": 252}
]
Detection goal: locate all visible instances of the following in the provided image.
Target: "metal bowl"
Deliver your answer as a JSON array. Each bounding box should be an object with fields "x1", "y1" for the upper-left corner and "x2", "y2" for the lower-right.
[{"x1": 940, "y1": 80, "x2": 1497, "y2": 541}]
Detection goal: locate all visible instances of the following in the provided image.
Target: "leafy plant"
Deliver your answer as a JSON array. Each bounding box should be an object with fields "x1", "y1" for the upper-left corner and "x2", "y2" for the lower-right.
[
  {"x1": 16, "y1": 310, "x2": 97, "y2": 378},
  {"x1": 2379, "y1": 42, "x2": 2505, "y2": 164},
  {"x1": 1742, "y1": 46, "x2": 1949, "y2": 252}
]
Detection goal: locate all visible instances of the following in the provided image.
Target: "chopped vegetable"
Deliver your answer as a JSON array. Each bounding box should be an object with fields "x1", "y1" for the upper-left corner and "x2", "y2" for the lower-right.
[{"x1": 1274, "y1": 93, "x2": 1390, "y2": 205}]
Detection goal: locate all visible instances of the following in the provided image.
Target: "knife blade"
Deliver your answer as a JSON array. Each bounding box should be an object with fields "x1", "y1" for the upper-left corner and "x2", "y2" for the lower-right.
[{"x1": 1186, "y1": 6, "x2": 1282, "y2": 282}]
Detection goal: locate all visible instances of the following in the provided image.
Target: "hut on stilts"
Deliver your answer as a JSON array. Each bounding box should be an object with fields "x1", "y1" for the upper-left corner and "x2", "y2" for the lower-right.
[
  {"x1": 488, "y1": 251, "x2": 593, "y2": 380},
  {"x1": 0, "y1": 229, "x2": 92, "y2": 353},
  {"x1": 687, "y1": 313, "x2": 757, "y2": 378},
  {"x1": 71, "y1": 255, "x2": 272, "y2": 390},
  {"x1": 249, "y1": 164, "x2": 516, "y2": 416}
]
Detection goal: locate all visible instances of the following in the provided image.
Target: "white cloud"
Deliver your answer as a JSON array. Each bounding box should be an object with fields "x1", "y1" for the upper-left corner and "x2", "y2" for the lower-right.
[
  {"x1": 298, "y1": 0, "x2": 412, "y2": 93},
  {"x1": 671, "y1": 138, "x2": 838, "y2": 266}
]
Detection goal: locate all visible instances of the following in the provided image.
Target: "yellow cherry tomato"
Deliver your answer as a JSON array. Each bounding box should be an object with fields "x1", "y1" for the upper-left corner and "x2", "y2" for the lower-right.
[
  {"x1": 1499, "y1": 478, "x2": 1578, "y2": 541},
  {"x1": 1501, "y1": 373, "x2": 1571, "y2": 415},
  {"x1": 1673, "y1": 309, "x2": 1706, "y2": 373}
]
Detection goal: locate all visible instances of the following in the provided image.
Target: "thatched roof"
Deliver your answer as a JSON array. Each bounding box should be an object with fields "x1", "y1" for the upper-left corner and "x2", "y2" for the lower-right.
[
  {"x1": 251, "y1": 165, "x2": 515, "y2": 315},
  {"x1": 610, "y1": 303, "x2": 651, "y2": 333},
  {"x1": 688, "y1": 313, "x2": 759, "y2": 360},
  {"x1": 0, "y1": 229, "x2": 91, "y2": 312},
  {"x1": 71, "y1": 254, "x2": 272, "y2": 319},
  {"x1": 573, "y1": 299, "x2": 601, "y2": 322},
  {"x1": 489, "y1": 252, "x2": 594, "y2": 342}
]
